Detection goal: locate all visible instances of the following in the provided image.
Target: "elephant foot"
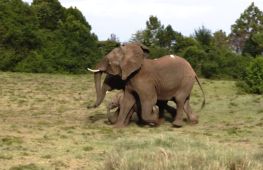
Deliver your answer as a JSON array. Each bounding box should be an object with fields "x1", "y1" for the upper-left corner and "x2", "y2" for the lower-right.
[
  {"x1": 113, "y1": 123, "x2": 126, "y2": 128},
  {"x1": 188, "y1": 115, "x2": 199, "y2": 124},
  {"x1": 108, "y1": 117, "x2": 117, "y2": 124},
  {"x1": 172, "y1": 119, "x2": 184, "y2": 128},
  {"x1": 158, "y1": 117, "x2": 165, "y2": 124},
  {"x1": 190, "y1": 119, "x2": 199, "y2": 125},
  {"x1": 107, "y1": 112, "x2": 119, "y2": 124}
]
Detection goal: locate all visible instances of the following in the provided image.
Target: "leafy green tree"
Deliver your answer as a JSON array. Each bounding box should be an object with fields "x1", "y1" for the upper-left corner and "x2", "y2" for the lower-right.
[
  {"x1": 243, "y1": 31, "x2": 263, "y2": 56},
  {"x1": 218, "y1": 52, "x2": 252, "y2": 79},
  {"x1": 58, "y1": 12, "x2": 98, "y2": 72},
  {"x1": 237, "y1": 57, "x2": 263, "y2": 94},
  {"x1": 193, "y1": 26, "x2": 213, "y2": 47},
  {"x1": 182, "y1": 46, "x2": 207, "y2": 75},
  {"x1": 212, "y1": 30, "x2": 229, "y2": 50},
  {"x1": 0, "y1": 0, "x2": 100, "y2": 73},
  {"x1": 148, "y1": 46, "x2": 170, "y2": 59},
  {"x1": 172, "y1": 35, "x2": 198, "y2": 54},
  {"x1": 32, "y1": 0, "x2": 65, "y2": 30},
  {"x1": 0, "y1": 0, "x2": 40, "y2": 71},
  {"x1": 15, "y1": 51, "x2": 53, "y2": 73},
  {"x1": 157, "y1": 25, "x2": 178, "y2": 50},
  {"x1": 130, "y1": 30, "x2": 145, "y2": 43},
  {"x1": 229, "y1": 2, "x2": 263, "y2": 54},
  {"x1": 144, "y1": 16, "x2": 163, "y2": 46},
  {"x1": 98, "y1": 40, "x2": 120, "y2": 56}
]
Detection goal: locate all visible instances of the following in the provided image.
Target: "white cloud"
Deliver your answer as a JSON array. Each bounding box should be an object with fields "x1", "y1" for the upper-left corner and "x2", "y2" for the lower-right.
[{"x1": 23, "y1": 0, "x2": 263, "y2": 42}]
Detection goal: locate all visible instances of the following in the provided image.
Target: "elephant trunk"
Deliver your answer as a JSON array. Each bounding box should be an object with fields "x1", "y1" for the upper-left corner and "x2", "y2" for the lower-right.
[
  {"x1": 94, "y1": 71, "x2": 103, "y2": 107},
  {"x1": 87, "y1": 71, "x2": 103, "y2": 109}
]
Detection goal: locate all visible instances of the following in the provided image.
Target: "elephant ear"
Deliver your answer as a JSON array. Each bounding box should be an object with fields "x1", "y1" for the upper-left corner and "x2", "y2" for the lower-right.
[
  {"x1": 138, "y1": 43, "x2": 150, "y2": 56},
  {"x1": 120, "y1": 43, "x2": 145, "y2": 80}
]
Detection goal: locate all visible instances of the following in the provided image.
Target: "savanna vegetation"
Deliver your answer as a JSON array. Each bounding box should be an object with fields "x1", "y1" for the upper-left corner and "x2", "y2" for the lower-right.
[
  {"x1": 1, "y1": 1, "x2": 263, "y2": 93},
  {"x1": 0, "y1": 72, "x2": 262, "y2": 169},
  {"x1": 0, "y1": 1, "x2": 263, "y2": 169}
]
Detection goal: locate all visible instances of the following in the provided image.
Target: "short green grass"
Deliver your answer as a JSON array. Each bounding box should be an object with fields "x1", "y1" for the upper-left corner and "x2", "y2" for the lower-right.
[{"x1": 0, "y1": 72, "x2": 262, "y2": 170}]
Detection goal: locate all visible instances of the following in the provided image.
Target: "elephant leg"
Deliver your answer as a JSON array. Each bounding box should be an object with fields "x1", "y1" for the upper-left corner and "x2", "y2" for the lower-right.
[
  {"x1": 184, "y1": 98, "x2": 198, "y2": 124},
  {"x1": 164, "y1": 104, "x2": 177, "y2": 119},
  {"x1": 172, "y1": 98, "x2": 185, "y2": 127},
  {"x1": 173, "y1": 77, "x2": 195, "y2": 127},
  {"x1": 156, "y1": 101, "x2": 167, "y2": 124},
  {"x1": 108, "y1": 108, "x2": 119, "y2": 124},
  {"x1": 140, "y1": 98, "x2": 159, "y2": 125},
  {"x1": 114, "y1": 90, "x2": 135, "y2": 128},
  {"x1": 124, "y1": 105, "x2": 135, "y2": 126}
]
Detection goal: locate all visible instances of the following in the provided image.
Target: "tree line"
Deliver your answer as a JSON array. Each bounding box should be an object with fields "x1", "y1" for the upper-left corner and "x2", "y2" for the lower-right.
[
  {"x1": 0, "y1": 0, "x2": 263, "y2": 93},
  {"x1": 0, "y1": 0, "x2": 104, "y2": 73}
]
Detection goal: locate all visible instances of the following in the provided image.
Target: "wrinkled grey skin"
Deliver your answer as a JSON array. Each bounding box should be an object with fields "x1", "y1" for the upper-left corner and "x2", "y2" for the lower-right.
[{"x1": 89, "y1": 43, "x2": 205, "y2": 128}]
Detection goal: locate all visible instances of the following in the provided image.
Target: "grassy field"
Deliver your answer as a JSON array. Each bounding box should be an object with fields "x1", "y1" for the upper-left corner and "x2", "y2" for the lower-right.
[{"x1": 0, "y1": 72, "x2": 262, "y2": 170}]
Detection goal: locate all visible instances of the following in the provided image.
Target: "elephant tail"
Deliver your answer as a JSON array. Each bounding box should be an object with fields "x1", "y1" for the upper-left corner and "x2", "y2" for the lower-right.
[{"x1": 195, "y1": 75, "x2": 206, "y2": 111}]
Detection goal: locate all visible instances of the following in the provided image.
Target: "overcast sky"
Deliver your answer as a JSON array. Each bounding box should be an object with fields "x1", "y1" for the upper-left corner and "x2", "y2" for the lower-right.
[{"x1": 23, "y1": 0, "x2": 263, "y2": 42}]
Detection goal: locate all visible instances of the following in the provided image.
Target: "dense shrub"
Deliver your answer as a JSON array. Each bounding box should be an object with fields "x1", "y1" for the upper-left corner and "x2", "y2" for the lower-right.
[
  {"x1": 237, "y1": 57, "x2": 263, "y2": 94},
  {"x1": 201, "y1": 62, "x2": 219, "y2": 78},
  {"x1": 14, "y1": 52, "x2": 54, "y2": 73},
  {"x1": 149, "y1": 46, "x2": 170, "y2": 59},
  {"x1": 182, "y1": 46, "x2": 207, "y2": 75},
  {"x1": 0, "y1": 0, "x2": 100, "y2": 74}
]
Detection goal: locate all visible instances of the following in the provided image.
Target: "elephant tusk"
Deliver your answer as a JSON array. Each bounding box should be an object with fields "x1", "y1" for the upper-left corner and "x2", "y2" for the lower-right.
[{"x1": 87, "y1": 68, "x2": 100, "y2": 73}]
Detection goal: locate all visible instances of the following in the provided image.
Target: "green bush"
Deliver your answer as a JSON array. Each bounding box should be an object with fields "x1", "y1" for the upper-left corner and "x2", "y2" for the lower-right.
[
  {"x1": 237, "y1": 56, "x2": 263, "y2": 94},
  {"x1": 149, "y1": 46, "x2": 170, "y2": 59},
  {"x1": 217, "y1": 52, "x2": 252, "y2": 79},
  {"x1": 201, "y1": 62, "x2": 219, "y2": 78},
  {"x1": 182, "y1": 46, "x2": 207, "y2": 75},
  {"x1": 14, "y1": 52, "x2": 54, "y2": 73}
]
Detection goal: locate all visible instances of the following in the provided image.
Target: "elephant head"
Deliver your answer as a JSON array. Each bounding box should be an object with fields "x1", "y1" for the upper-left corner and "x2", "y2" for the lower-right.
[
  {"x1": 87, "y1": 43, "x2": 149, "y2": 108},
  {"x1": 89, "y1": 43, "x2": 149, "y2": 79}
]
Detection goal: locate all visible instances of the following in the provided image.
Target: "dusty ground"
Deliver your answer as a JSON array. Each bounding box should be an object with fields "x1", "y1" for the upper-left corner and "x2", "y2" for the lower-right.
[{"x1": 0, "y1": 72, "x2": 262, "y2": 170}]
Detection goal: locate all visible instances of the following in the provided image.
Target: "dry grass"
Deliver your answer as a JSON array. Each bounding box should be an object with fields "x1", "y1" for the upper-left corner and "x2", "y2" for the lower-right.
[{"x1": 0, "y1": 72, "x2": 262, "y2": 170}]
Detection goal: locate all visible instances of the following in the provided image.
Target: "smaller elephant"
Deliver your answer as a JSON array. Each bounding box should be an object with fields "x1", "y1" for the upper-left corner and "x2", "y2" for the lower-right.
[{"x1": 107, "y1": 91, "x2": 159, "y2": 126}]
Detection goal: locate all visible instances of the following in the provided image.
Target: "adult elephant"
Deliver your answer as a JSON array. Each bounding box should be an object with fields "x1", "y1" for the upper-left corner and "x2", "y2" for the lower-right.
[{"x1": 88, "y1": 43, "x2": 205, "y2": 127}]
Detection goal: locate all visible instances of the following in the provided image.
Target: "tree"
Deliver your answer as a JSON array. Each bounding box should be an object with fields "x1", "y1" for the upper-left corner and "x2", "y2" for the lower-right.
[
  {"x1": 143, "y1": 15, "x2": 163, "y2": 46},
  {"x1": 172, "y1": 35, "x2": 198, "y2": 54},
  {"x1": 97, "y1": 40, "x2": 120, "y2": 56},
  {"x1": 212, "y1": 30, "x2": 229, "y2": 50},
  {"x1": 229, "y1": 2, "x2": 263, "y2": 54},
  {"x1": 0, "y1": 0, "x2": 100, "y2": 73},
  {"x1": 32, "y1": 0, "x2": 65, "y2": 30},
  {"x1": 182, "y1": 46, "x2": 207, "y2": 75},
  {"x1": 157, "y1": 25, "x2": 177, "y2": 50},
  {"x1": 193, "y1": 26, "x2": 213, "y2": 47},
  {"x1": 242, "y1": 31, "x2": 263, "y2": 56},
  {"x1": 130, "y1": 30, "x2": 145, "y2": 43},
  {"x1": 0, "y1": 0, "x2": 40, "y2": 71},
  {"x1": 237, "y1": 57, "x2": 263, "y2": 94}
]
